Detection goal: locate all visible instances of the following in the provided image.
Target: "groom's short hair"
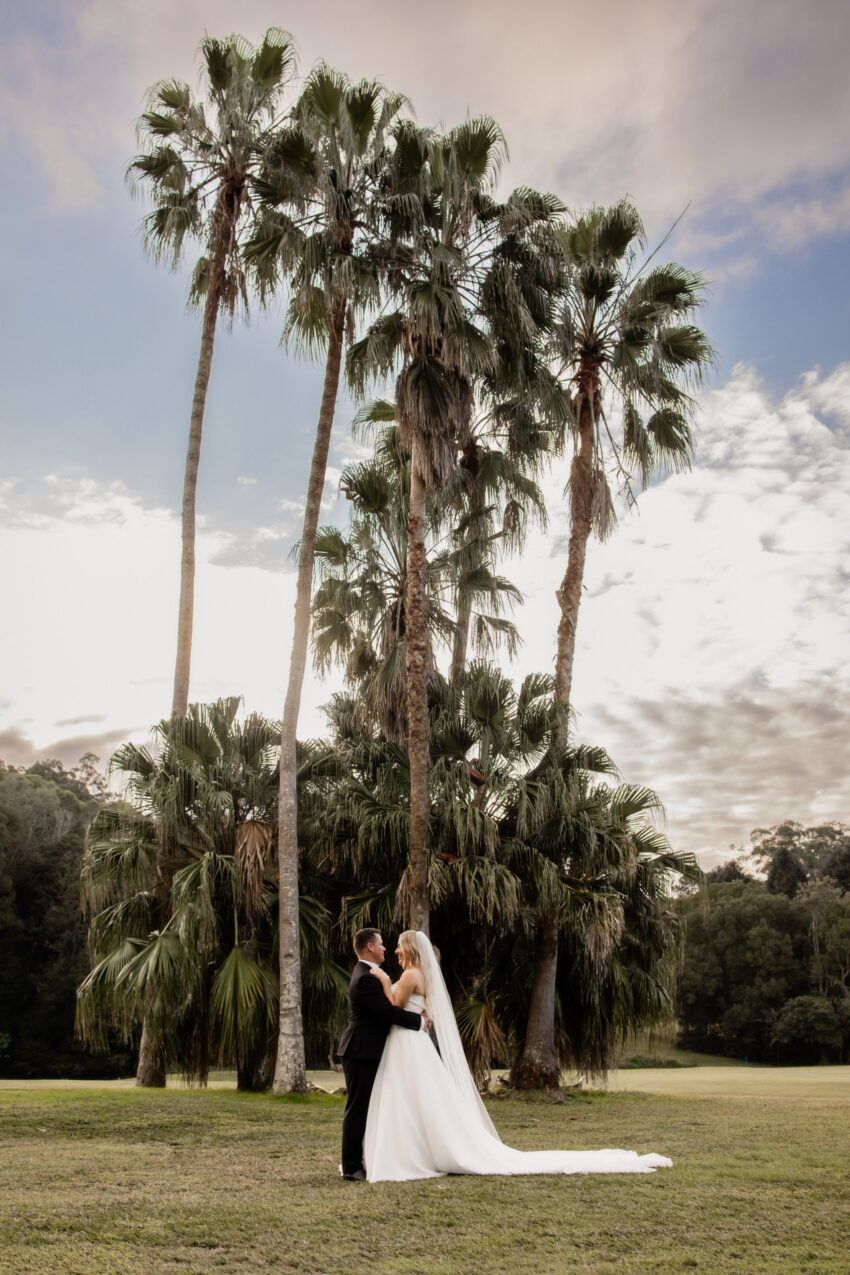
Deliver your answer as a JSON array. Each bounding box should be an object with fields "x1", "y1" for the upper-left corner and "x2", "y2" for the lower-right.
[{"x1": 354, "y1": 927, "x2": 381, "y2": 954}]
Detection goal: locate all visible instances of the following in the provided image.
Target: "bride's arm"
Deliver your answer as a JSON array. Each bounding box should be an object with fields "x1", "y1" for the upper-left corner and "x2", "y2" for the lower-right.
[
  {"x1": 368, "y1": 967, "x2": 423, "y2": 1007},
  {"x1": 391, "y1": 969, "x2": 423, "y2": 1009},
  {"x1": 369, "y1": 967, "x2": 394, "y2": 1003}
]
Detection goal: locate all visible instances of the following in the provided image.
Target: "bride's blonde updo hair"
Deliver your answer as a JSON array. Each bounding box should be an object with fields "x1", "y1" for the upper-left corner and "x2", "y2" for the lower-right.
[{"x1": 397, "y1": 930, "x2": 422, "y2": 970}]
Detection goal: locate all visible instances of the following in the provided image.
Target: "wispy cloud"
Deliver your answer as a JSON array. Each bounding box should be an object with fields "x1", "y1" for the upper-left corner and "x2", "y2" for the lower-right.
[
  {"x1": 4, "y1": 0, "x2": 849, "y2": 266},
  {"x1": 513, "y1": 362, "x2": 850, "y2": 862},
  {"x1": 756, "y1": 182, "x2": 850, "y2": 252},
  {"x1": 0, "y1": 724, "x2": 138, "y2": 770},
  {"x1": 1, "y1": 366, "x2": 847, "y2": 859},
  {"x1": 0, "y1": 472, "x2": 343, "y2": 764},
  {"x1": 54, "y1": 713, "x2": 108, "y2": 728}
]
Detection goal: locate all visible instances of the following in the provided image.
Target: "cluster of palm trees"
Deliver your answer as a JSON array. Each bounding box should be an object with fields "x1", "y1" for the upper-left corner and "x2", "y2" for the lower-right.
[{"x1": 77, "y1": 29, "x2": 713, "y2": 1093}]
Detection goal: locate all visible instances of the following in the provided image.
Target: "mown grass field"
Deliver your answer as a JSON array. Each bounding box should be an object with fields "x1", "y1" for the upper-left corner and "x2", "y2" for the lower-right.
[{"x1": 1, "y1": 1069, "x2": 848, "y2": 1275}]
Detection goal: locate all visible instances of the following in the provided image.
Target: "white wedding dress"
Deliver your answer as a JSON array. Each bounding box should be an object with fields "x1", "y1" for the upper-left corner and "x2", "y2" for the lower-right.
[{"x1": 363, "y1": 936, "x2": 673, "y2": 1183}]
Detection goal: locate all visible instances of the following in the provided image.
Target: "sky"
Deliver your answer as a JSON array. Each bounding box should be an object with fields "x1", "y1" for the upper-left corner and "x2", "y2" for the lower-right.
[{"x1": 1, "y1": 0, "x2": 848, "y2": 866}]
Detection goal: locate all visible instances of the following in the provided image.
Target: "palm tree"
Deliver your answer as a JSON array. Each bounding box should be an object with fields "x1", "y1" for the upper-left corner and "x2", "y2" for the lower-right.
[
  {"x1": 76, "y1": 700, "x2": 346, "y2": 1089},
  {"x1": 245, "y1": 67, "x2": 408, "y2": 1094},
  {"x1": 304, "y1": 658, "x2": 692, "y2": 1087},
  {"x1": 550, "y1": 200, "x2": 714, "y2": 722},
  {"x1": 504, "y1": 754, "x2": 700, "y2": 1087},
  {"x1": 77, "y1": 700, "x2": 279, "y2": 1087},
  {"x1": 416, "y1": 660, "x2": 700, "y2": 1090},
  {"x1": 349, "y1": 119, "x2": 565, "y2": 933},
  {"x1": 306, "y1": 664, "x2": 534, "y2": 972},
  {"x1": 128, "y1": 31, "x2": 296, "y2": 1085},
  {"x1": 557, "y1": 824, "x2": 700, "y2": 1074},
  {"x1": 310, "y1": 425, "x2": 525, "y2": 739},
  {"x1": 504, "y1": 202, "x2": 713, "y2": 1088},
  {"x1": 441, "y1": 441, "x2": 547, "y2": 682},
  {"x1": 130, "y1": 30, "x2": 297, "y2": 719}
]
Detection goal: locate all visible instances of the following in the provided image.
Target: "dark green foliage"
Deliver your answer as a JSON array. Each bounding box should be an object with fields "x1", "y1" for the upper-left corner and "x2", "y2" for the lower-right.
[
  {"x1": 76, "y1": 701, "x2": 350, "y2": 1086},
  {"x1": 618, "y1": 1054, "x2": 689, "y2": 1069},
  {"x1": 771, "y1": 995, "x2": 849, "y2": 1064},
  {"x1": 824, "y1": 843, "x2": 850, "y2": 892},
  {"x1": 706, "y1": 858, "x2": 753, "y2": 883},
  {"x1": 297, "y1": 663, "x2": 698, "y2": 1079},
  {"x1": 765, "y1": 845, "x2": 808, "y2": 898},
  {"x1": 0, "y1": 761, "x2": 133, "y2": 1078},
  {"x1": 750, "y1": 820, "x2": 850, "y2": 894},
  {"x1": 678, "y1": 883, "x2": 808, "y2": 1061},
  {"x1": 677, "y1": 872, "x2": 850, "y2": 1063}
]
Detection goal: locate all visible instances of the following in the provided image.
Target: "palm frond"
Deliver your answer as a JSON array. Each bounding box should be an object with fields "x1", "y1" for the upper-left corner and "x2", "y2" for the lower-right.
[{"x1": 210, "y1": 945, "x2": 277, "y2": 1065}]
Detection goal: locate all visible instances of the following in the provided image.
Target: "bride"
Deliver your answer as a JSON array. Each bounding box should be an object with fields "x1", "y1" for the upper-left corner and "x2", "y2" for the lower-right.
[{"x1": 364, "y1": 929, "x2": 672, "y2": 1183}]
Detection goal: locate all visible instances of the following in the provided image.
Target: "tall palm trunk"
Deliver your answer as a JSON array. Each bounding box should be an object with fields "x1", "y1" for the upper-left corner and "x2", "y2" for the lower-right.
[
  {"x1": 135, "y1": 868, "x2": 171, "y2": 1087},
  {"x1": 473, "y1": 728, "x2": 490, "y2": 812},
  {"x1": 515, "y1": 374, "x2": 596, "y2": 1088},
  {"x1": 172, "y1": 196, "x2": 237, "y2": 717},
  {"x1": 510, "y1": 914, "x2": 561, "y2": 1088},
  {"x1": 272, "y1": 295, "x2": 346, "y2": 1095},
  {"x1": 405, "y1": 438, "x2": 431, "y2": 935},
  {"x1": 449, "y1": 593, "x2": 472, "y2": 684},
  {"x1": 450, "y1": 451, "x2": 479, "y2": 684},
  {"x1": 146, "y1": 196, "x2": 236, "y2": 1087},
  {"x1": 136, "y1": 1021, "x2": 166, "y2": 1087},
  {"x1": 554, "y1": 381, "x2": 596, "y2": 729}
]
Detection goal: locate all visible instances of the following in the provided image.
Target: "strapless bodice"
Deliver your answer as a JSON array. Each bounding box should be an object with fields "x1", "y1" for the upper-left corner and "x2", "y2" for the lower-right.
[{"x1": 393, "y1": 986, "x2": 426, "y2": 1012}]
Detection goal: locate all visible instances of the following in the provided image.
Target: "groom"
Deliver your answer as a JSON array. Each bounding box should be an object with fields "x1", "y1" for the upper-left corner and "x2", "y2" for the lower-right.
[{"x1": 337, "y1": 927, "x2": 429, "y2": 1180}]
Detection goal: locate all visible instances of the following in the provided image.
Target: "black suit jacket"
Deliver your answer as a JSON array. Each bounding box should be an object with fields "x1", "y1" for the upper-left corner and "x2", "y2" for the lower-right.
[{"x1": 337, "y1": 961, "x2": 422, "y2": 1061}]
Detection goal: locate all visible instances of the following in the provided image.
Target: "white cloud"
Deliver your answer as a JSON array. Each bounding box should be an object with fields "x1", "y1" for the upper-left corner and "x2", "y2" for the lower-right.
[
  {"x1": 4, "y1": 0, "x2": 849, "y2": 262},
  {"x1": 331, "y1": 424, "x2": 374, "y2": 467},
  {"x1": 0, "y1": 474, "x2": 344, "y2": 762},
  {"x1": 703, "y1": 253, "x2": 760, "y2": 284},
  {"x1": 792, "y1": 363, "x2": 850, "y2": 430},
  {"x1": 756, "y1": 183, "x2": 850, "y2": 252},
  {"x1": 1, "y1": 365, "x2": 848, "y2": 865},
  {"x1": 509, "y1": 362, "x2": 850, "y2": 863},
  {"x1": 321, "y1": 466, "x2": 343, "y2": 513},
  {"x1": 236, "y1": 475, "x2": 258, "y2": 486}
]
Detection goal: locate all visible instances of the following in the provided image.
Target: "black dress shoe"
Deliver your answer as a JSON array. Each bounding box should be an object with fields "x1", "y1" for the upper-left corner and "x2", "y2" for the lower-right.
[{"x1": 342, "y1": 1169, "x2": 367, "y2": 1181}]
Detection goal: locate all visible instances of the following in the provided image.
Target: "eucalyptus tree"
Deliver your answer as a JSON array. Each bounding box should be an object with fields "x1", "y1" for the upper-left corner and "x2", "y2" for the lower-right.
[
  {"x1": 76, "y1": 700, "x2": 345, "y2": 1089},
  {"x1": 129, "y1": 30, "x2": 297, "y2": 720},
  {"x1": 245, "y1": 66, "x2": 409, "y2": 1094},
  {"x1": 549, "y1": 200, "x2": 714, "y2": 722},
  {"x1": 348, "y1": 119, "x2": 566, "y2": 933}
]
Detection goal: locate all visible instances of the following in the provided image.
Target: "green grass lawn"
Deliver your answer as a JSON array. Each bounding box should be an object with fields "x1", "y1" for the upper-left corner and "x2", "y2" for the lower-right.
[{"x1": 1, "y1": 1072, "x2": 848, "y2": 1275}]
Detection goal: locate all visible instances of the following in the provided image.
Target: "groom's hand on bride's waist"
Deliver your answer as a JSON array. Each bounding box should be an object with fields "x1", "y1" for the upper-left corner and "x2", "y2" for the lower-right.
[{"x1": 422, "y1": 1015, "x2": 432, "y2": 1033}]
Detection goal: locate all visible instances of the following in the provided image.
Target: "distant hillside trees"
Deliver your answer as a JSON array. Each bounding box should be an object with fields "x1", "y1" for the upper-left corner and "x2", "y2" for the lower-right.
[
  {"x1": 0, "y1": 757, "x2": 133, "y2": 1078},
  {"x1": 678, "y1": 822, "x2": 850, "y2": 1064}
]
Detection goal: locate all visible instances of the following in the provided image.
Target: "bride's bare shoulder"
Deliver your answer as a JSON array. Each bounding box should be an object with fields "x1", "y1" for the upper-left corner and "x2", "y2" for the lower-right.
[{"x1": 398, "y1": 968, "x2": 425, "y2": 993}]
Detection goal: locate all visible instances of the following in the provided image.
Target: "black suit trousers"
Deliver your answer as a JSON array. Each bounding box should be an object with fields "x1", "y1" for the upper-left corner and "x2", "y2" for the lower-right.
[{"x1": 341, "y1": 1057, "x2": 380, "y2": 1176}]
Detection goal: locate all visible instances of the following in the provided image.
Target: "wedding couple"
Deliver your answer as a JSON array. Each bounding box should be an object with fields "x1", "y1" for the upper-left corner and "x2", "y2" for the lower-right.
[{"x1": 338, "y1": 926, "x2": 672, "y2": 1182}]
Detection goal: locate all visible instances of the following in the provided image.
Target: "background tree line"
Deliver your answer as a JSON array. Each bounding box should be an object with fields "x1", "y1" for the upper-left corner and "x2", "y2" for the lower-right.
[
  {"x1": 2, "y1": 753, "x2": 846, "y2": 1078},
  {"x1": 0, "y1": 757, "x2": 134, "y2": 1078},
  {"x1": 677, "y1": 821, "x2": 850, "y2": 1064}
]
